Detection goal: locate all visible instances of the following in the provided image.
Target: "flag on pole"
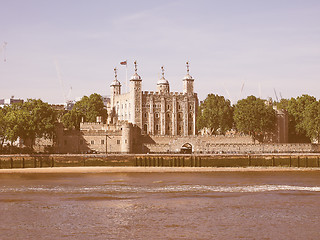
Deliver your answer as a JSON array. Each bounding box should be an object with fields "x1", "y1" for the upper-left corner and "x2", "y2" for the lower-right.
[{"x1": 120, "y1": 60, "x2": 127, "y2": 66}]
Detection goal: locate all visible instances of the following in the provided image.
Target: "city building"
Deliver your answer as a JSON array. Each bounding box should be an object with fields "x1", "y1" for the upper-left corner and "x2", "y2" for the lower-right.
[{"x1": 0, "y1": 96, "x2": 23, "y2": 108}]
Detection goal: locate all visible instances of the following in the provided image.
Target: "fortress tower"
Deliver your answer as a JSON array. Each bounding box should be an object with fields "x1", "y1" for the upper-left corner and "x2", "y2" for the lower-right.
[
  {"x1": 130, "y1": 61, "x2": 143, "y2": 129},
  {"x1": 183, "y1": 61, "x2": 194, "y2": 95},
  {"x1": 108, "y1": 60, "x2": 198, "y2": 137}
]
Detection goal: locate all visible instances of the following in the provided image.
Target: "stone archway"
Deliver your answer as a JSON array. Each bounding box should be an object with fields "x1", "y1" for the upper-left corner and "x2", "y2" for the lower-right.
[{"x1": 180, "y1": 143, "x2": 193, "y2": 154}]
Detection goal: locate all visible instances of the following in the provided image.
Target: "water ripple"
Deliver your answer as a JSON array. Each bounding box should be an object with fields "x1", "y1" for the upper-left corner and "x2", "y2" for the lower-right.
[{"x1": 1, "y1": 184, "x2": 320, "y2": 194}]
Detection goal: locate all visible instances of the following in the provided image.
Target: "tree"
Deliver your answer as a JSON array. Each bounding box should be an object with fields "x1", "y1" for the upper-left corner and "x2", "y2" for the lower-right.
[
  {"x1": 3, "y1": 109, "x2": 25, "y2": 148},
  {"x1": 0, "y1": 108, "x2": 6, "y2": 150},
  {"x1": 3, "y1": 99, "x2": 56, "y2": 149},
  {"x1": 197, "y1": 94, "x2": 233, "y2": 134},
  {"x1": 20, "y1": 99, "x2": 57, "y2": 147},
  {"x1": 62, "y1": 93, "x2": 107, "y2": 130},
  {"x1": 286, "y1": 94, "x2": 316, "y2": 142},
  {"x1": 234, "y1": 95, "x2": 276, "y2": 143},
  {"x1": 302, "y1": 101, "x2": 320, "y2": 142},
  {"x1": 288, "y1": 95, "x2": 316, "y2": 133}
]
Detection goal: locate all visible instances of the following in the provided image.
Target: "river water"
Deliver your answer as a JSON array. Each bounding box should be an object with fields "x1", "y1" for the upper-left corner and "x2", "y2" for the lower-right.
[{"x1": 1, "y1": 171, "x2": 320, "y2": 239}]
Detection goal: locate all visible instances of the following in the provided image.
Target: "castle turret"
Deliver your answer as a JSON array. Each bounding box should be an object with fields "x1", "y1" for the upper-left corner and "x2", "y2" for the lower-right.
[
  {"x1": 110, "y1": 67, "x2": 121, "y2": 96},
  {"x1": 183, "y1": 61, "x2": 194, "y2": 95},
  {"x1": 157, "y1": 66, "x2": 170, "y2": 94},
  {"x1": 130, "y1": 61, "x2": 142, "y2": 129},
  {"x1": 109, "y1": 67, "x2": 121, "y2": 123},
  {"x1": 121, "y1": 122, "x2": 132, "y2": 153}
]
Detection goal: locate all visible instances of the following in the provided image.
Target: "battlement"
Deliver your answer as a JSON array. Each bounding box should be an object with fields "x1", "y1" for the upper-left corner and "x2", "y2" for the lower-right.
[{"x1": 142, "y1": 91, "x2": 185, "y2": 97}]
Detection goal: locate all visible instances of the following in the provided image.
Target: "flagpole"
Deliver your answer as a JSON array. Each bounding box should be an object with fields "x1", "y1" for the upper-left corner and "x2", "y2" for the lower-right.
[{"x1": 126, "y1": 59, "x2": 128, "y2": 93}]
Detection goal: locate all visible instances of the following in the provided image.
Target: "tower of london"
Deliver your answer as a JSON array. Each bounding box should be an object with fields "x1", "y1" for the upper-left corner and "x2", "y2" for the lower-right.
[{"x1": 43, "y1": 61, "x2": 289, "y2": 154}]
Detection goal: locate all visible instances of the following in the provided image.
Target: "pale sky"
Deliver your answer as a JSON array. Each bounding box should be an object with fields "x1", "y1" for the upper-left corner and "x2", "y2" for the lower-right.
[{"x1": 0, "y1": 0, "x2": 320, "y2": 104}]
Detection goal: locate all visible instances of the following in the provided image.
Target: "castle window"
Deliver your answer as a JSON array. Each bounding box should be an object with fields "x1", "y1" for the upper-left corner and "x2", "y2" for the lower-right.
[
  {"x1": 155, "y1": 113, "x2": 159, "y2": 118},
  {"x1": 155, "y1": 124, "x2": 159, "y2": 131},
  {"x1": 101, "y1": 140, "x2": 104, "y2": 145},
  {"x1": 117, "y1": 140, "x2": 120, "y2": 144},
  {"x1": 91, "y1": 140, "x2": 94, "y2": 145},
  {"x1": 144, "y1": 124, "x2": 148, "y2": 132},
  {"x1": 167, "y1": 104, "x2": 170, "y2": 110},
  {"x1": 167, "y1": 113, "x2": 170, "y2": 118},
  {"x1": 125, "y1": 104, "x2": 127, "y2": 109},
  {"x1": 178, "y1": 105, "x2": 181, "y2": 110},
  {"x1": 189, "y1": 105, "x2": 192, "y2": 110},
  {"x1": 144, "y1": 112, "x2": 147, "y2": 118}
]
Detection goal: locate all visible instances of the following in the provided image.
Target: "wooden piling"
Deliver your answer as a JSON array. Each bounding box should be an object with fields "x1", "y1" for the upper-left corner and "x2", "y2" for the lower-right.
[
  {"x1": 51, "y1": 157, "x2": 54, "y2": 168},
  {"x1": 10, "y1": 158, "x2": 13, "y2": 169},
  {"x1": 297, "y1": 156, "x2": 300, "y2": 168},
  {"x1": 22, "y1": 158, "x2": 25, "y2": 168},
  {"x1": 289, "y1": 156, "x2": 291, "y2": 167},
  {"x1": 272, "y1": 156, "x2": 275, "y2": 167},
  {"x1": 306, "y1": 157, "x2": 308, "y2": 168}
]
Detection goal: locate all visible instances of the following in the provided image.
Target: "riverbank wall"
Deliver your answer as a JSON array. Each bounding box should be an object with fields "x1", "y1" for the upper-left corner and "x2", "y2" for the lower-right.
[{"x1": 0, "y1": 154, "x2": 320, "y2": 169}]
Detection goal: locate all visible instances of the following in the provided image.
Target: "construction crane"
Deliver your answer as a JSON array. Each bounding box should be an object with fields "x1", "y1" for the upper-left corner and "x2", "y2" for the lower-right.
[{"x1": 2, "y1": 42, "x2": 7, "y2": 62}]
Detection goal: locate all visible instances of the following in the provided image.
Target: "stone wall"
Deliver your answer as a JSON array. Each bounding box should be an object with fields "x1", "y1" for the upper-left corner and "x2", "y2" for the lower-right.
[{"x1": 143, "y1": 135, "x2": 319, "y2": 153}]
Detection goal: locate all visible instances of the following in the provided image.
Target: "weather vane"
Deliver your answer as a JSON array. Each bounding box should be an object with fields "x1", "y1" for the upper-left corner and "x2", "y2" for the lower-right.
[
  {"x1": 186, "y1": 61, "x2": 189, "y2": 74},
  {"x1": 134, "y1": 60, "x2": 137, "y2": 73},
  {"x1": 161, "y1": 66, "x2": 165, "y2": 78},
  {"x1": 114, "y1": 67, "x2": 117, "y2": 79}
]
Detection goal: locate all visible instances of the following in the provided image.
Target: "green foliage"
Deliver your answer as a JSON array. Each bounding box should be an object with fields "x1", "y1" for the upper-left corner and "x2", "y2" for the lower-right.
[
  {"x1": 287, "y1": 94, "x2": 316, "y2": 134},
  {"x1": 302, "y1": 101, "x2": 320, "y2": 142},
  {"x1": 0, "y1": 108, "x2": 5, "y2": 147},
  {"x1": 62, "y1": 93, "x2": 107, "y2": 130},
  {"x1": 197, "y1": 94, "x2": 233, "y2": 134},
  {"x1": 22, "y1": 99, "x2": 57, "y2": 143},
  {"x1": 275, "y1": 94, "x2": 316, "y2": 143},
  {"x1": 233, "y1": 95, "x2": 276, "y2": 143},
  {"x1": 0, "y1": 99, "x2": 56, "y2": 150}
]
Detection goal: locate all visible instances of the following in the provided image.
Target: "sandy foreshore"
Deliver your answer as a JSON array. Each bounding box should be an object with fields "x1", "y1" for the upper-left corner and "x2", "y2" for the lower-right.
[{"x1": 0, "y1": 166, "x2": 320, "y2": 174}]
